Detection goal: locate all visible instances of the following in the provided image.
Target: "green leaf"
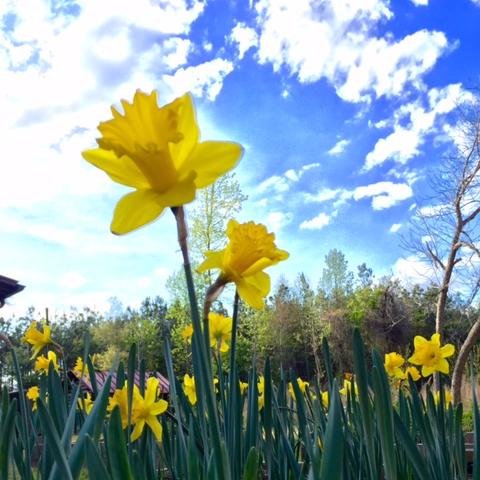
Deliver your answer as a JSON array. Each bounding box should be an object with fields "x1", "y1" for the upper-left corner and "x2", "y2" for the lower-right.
[
  {"x1": 37, "y1": 399, "x2": 73, "y2": 480},
  {"x1": 65, "y1": 375, "x2": 112, "y2": 479},
  {"x1": 106, "y1": 407, "x2": 134, "y2": 480},
  {"x1": 371, "y1": 353, "x2": 396, "y2": 480},
  {"x1": 472, "y1": 377, "x2": 480, "y2": 480},
  {"x1": 319, "y1": 382, "x2": 344, "y2": 480},
  {"x1": 0, "y1": 399, "x2": 17, "y2": 480},
  {"x1": 242, "y1": 447, "x2": 260, "y2": 480},
  {"x1": 393, "y1": 411, "x2": 429, "y2": 480},
  {"x1": 85, "y1": 435, "x2": 111, "y2": 480}
]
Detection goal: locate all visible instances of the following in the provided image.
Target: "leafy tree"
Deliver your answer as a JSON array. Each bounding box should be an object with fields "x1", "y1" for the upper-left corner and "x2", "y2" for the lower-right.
[
  {"x1": 319, "y1": 249, "x2": 354, "y2": 307},
  {"x1": 357, "y1": 262, "x2": 374, "y2": 288}
]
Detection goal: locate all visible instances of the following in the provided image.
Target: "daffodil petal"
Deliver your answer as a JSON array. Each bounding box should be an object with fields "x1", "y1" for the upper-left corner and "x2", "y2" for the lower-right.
[
  {"x1": 236, "y1": 272, "x2": 270, "y2": 310},
  {"x1": 242, "y1": 257, "x2": 275, "y2": 277},
  {"x1": 441, "y1": 343, "x2": 455, "y2": 358},
  {"x1": 431, "y1": 333, "x2": 441, "y2": 346},
  {"x1": 82, "y1": 148, "x2": 149, "y2": 189},
  {"x1": 150, "y1": 399, "x2": 168, "y2": 416},
  {"x1": 182, "y1": 141, "x2": 243, "y2": 188},
  {"x1": 197, "y1": 250, "x2": 225, "y2": 273},
  {"x1": 131, "y1": 419, "x2": 145, "y2": 442},
  {"x1": 169, "y1": 93, "x2": 199, "y2": 168},
  {"x1": 414, "y1": 335, "x2": 427, "y2": 349},
  {"x1": 111, "y1": 190, "x2": 166, "y2": 235},
  {"x1": 145, "y1": 377, "x2": 159, "y2": 404},
  {"x1": 245, "y1": 271, "x2": 270, "y2": 296},
  {"x1": 146, "y1": 416, "x2": 163, "y2": 442},
  {"x1": 437, "y1": 358, "x2": 450, "y2": 374},
  {"x1": 422, "y1": 365, "x2": 434, "y2": 377}
]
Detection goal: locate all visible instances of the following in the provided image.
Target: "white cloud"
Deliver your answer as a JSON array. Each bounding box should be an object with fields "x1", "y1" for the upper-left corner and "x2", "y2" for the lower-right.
[
  {"x1": 410, "y1": 0, "x2": 429, "y2": 6},
  {"x1": 328, "y1": 139, "x2": 350, "y2": 156},
  {"x1": 304, "y1": 181, "x2": 412, "y2": 210},
  {"x1": 389, "y1": 223, "x2": 402, "y2": 233},
  {"x1": 364, "y1": 83, "x2": 467, "y2": 170},
  {"x1": 257, "y1": 175, "x2": 290, "y2": 193},
  {"x1": 265, "y1": 211, "x2": 293, "y2": 232},
  {"x1": 353, "y1": 181, "x2": 413, "y2": 210},
  {"x1": 229, "y1": 22, "x2": 258, "y2": 59},
  {"x1": 300, "y1": 212, "x2": 330, "y2": 230},
  {"x1": 392, "y1": 255, "x2": 433, "y2": 285},
  {"x1": 163, "y1": 58, "x2": 234, "y2": 101},
  {"x1": 250, "y1": 0, "x2": 447, "y2": 103},
  {"x1": 257, "y1": 163, "x2": 320, "y2": 195}
]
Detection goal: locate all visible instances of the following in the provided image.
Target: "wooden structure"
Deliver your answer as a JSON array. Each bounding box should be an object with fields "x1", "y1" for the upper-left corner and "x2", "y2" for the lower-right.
[{"x1": 0, "y1": 275, "x2": 25, "y2": 308}]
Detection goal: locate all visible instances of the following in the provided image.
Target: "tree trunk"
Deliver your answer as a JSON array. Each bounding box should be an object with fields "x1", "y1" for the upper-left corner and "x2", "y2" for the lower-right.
[{"x1": 452, "y1": 318, "x2": 480, "y2": 404}]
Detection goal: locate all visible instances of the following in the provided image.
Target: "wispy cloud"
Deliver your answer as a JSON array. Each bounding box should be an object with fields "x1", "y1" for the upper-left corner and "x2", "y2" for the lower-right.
[
  {"x1": 304, "y1": 181, "x2": 413, "y2": 211},
  {"x1": 327, "y1": 139, "x2": 350, "y2": 156},
  {"x1": 364, "y1": 83, "x2": 471, "y2": 170},
  {"x1": 299, "y1": 212, "x2": 330, "y2": 230}
]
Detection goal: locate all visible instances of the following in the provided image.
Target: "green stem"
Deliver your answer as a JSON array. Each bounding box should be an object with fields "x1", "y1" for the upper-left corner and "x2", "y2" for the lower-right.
[{"x1": 172, "y1": 207, "x2": 230, "y2": 479}]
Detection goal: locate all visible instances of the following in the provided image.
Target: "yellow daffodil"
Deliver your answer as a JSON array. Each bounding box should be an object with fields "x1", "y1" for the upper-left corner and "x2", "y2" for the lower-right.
[
  {"x1": 131, "y1": 377, "x2": 168, "y2": 442},
  {"x1": 404, "y1": 366, "x2": 421, "y2": 381},
  {"x1": 22, "y1": 321, "x2": 52, "y2": 359},
  {"x1": 183, "y1": 374, "x2": 197, "y2": 405},
  {"x1": 107, "y1": 383, "x2": 130, "y2": 428},
  {"x1": 181, "y1": 324, "x2": 194, "y2": 343},
  {"x1": 78, "y1": 392, "x2": 94, "y2": 414},
  {"x1": 82, "y1": 91, "x2": 243, "y2": 234},
  {"x1": 258, "y1": 376, "x2": 265, "y2": 410},
  {"x1": 321, "y1": 391, "x2": 329, "y2": 409},
  {"x1": 433, "y1": 388, "x2": 453, "y2": 406},
  {"x1": 34, "y1": 351, "x2": 59, "y2": 374},
  {"x1": 339, "y1": 379, "x2": 358, "y2": 396},
  {"x1": 198, "y1": 220, "x2": 289, "y2": 309},
  {"x1": 384, "y1": 352, "x2": 406, "y2": 379},
  {"x1": 209, "y1": 312, "x2": 232, "y2": 353},
  {"x1": 288, "y1": 377, "x2": 309, "y2": 400},
  {"x1": 239, "y1": 381, "x2": 248, "y2": 395},
  {"x1": 26, "y1": 386, "x2": 40, "y2": 411},
  {"x1": 408, "y1": 333, "x2": 455, "y2": 377},
  {"x1": 73, "y1": 357, "x2": 84, "y2": 377}
]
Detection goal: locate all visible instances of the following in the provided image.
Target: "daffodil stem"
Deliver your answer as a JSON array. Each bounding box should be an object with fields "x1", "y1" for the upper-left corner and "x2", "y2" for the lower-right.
[
  {"x1": 203, "y1": 277, "x2": 226, "y2": 320},
  {"x1": 172, "y1": 206, "x2": 230, "y2": 479},
  {"x1": 227, "y1": 291, "x2": 240, "y2": 470},
  {"x1": 172, "y1": 206, "x2": 190, "y2": 265}
]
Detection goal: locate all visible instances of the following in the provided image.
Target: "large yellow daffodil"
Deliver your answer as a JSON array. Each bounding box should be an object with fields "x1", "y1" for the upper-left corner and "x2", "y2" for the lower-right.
[
  {"x1": 183, "y1": 373, "x2": 197, "y2": 405},
  {"x1": 408, "y1": 333, "x2": 455, "y2": 376},
  {"x1": 197, "y1": 220, "x2": 289, "y2": 309},
  {"x1": 131, "y1": 377, "x2": 168, "y2": 442},
  {"x1": 82, "y1": 91, "x2": 243, "y2": 234},
  {"x1": 208, "y1": 312, "x2": 232, "y2": 353},
  {"x1": 384, "y1": 352, "x2": 406, "y2": 379},
  {"x1": 21, "y1": 321, "x2": 52, "y2": 359},
  {"x1": 34, "y1": 351, "x2": 59, "y2": 374}
]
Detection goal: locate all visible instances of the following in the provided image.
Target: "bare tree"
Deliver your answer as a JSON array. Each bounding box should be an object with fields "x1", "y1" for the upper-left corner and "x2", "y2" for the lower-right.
[{"x1": 403, "y1": 98, "x2": 480, "y2": 403}]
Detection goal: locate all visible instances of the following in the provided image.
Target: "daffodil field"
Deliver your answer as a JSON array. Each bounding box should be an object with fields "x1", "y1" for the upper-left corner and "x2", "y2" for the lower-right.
[{"x1": 1, "y1": 91, "x2": 480, "y2": 479}]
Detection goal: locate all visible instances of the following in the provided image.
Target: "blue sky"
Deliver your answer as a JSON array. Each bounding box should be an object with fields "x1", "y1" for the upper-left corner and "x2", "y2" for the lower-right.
[{"x1": 1, "y1": 0, "x2": 479, "y2": 318}]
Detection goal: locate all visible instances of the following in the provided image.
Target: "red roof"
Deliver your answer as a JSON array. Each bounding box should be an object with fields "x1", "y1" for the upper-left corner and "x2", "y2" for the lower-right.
[{"x1": 69, "y1": 370, "x2": 169, "y2": 396}]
